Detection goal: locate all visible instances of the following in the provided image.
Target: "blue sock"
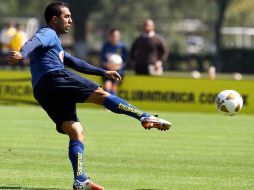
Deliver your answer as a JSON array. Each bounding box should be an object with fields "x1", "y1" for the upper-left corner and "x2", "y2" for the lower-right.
[
  {"x1": 69, "y1": 140, "x2": 88, "y2": 182},
  {"x1": 103, "y1": 95, "x2": 150, "y2": 120}
]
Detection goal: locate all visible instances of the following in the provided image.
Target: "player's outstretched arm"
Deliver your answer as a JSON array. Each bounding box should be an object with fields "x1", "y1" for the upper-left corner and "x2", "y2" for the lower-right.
[{"x1": 64, "y1": 52, "x2": 107, "y2": 76}]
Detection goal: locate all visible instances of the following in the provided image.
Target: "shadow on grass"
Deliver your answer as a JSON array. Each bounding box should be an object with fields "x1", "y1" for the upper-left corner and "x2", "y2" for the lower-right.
[{"x1": 0, "y1": 187, "x2": 68, "y2": 190}]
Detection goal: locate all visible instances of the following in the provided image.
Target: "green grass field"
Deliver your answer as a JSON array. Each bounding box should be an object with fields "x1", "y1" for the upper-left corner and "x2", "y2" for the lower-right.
[{"x1": 0, "y1": 105, "x2": 254, "y2": 190}]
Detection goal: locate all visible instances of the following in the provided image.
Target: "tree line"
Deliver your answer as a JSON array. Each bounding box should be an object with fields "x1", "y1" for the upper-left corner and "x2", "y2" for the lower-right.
[{"x1": 1, "y1": 0, "x2": 253, "y2": 72}]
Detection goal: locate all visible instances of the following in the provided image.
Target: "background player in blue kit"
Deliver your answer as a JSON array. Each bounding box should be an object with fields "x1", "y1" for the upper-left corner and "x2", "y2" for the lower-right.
[
  {"x1": 8, "y1": 2, "x2": 171, "y2": 190},
  {"x1": 100, "y1": 28, "x2": 127, "y2": 95}
]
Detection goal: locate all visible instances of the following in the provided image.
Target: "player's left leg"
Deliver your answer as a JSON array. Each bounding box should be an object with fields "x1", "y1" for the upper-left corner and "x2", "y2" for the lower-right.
[{"x1": 85, "y1": 87, "x2": 171, "y2": 130}]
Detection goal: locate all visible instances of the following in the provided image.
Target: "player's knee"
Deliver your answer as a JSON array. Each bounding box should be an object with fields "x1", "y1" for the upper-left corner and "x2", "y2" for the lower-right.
[
  {"x1": 61, "y1": 121, "x2": 84, "y2": 142},
  {"x1": 85, "y1": 87, "x2": 110, "y2": 104},
  {"x1": 94, "y1": 87, "x2": 110, "y2": 96}
]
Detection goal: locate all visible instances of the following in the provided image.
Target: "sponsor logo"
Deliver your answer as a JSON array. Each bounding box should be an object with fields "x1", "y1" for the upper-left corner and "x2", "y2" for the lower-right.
[
  {"x1": 118, "y1": 103, "x2": 143, "y2": 116},
  {"x1": 59, "y1": 51, "x2": 64, "y2": 62},
  {"x1": 77, "y1": 152, "x2": 83, "y2": 176}
]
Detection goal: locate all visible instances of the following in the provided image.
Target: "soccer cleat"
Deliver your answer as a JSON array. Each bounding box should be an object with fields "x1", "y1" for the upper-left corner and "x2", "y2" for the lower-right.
[
  {"x1": 141, "y1": 115, "x2": 171, "y2": 131},
  {"x1": 73, "y1": 179, "x2": 104, "y2": 190}
]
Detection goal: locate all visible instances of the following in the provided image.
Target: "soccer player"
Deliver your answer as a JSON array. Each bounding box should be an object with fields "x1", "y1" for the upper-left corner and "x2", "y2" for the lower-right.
[
  {"x1": 8, "y1": 2, "x2": 171, "y2": 190},
  {"x1": 100, "y1": 28, "x2": 127, "y2": 95}
]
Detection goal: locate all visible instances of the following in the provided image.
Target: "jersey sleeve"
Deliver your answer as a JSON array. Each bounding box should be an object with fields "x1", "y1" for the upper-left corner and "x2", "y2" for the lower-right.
[
  {"x1": 35, "y1": 28, "x2": 58, "y2": 47},
  {"x1": 20, "y1": 36, "x2": 42, "y2": 58},
  {"x1": 64, "y1": 52, "x2": 106, "y2": 76}
]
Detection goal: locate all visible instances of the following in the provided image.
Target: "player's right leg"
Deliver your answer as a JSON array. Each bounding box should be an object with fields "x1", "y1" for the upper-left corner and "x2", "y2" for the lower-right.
[
  {"x1": 61, "y1": 121, "x2": 104, "y2": 190},
  {"x1": 85, "y1": 87, "x2": 171, "y2": 131},
  {"x1": 33, "y1": 70, "x2": 105, "y2": 189},
  {"x1": 73, "y1": 179, "x2": 104, "y2": 190}
]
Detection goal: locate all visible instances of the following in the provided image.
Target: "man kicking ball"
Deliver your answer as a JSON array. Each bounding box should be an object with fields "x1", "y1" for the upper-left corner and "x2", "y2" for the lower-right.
[{"x1": 8, "y1": 1, "x2": 171, "y2": 190}]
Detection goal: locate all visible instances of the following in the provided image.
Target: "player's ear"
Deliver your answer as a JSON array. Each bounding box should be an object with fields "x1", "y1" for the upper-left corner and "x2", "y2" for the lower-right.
[{"x1": 52, "y1": 16, "x2": 58, "y2": 24}]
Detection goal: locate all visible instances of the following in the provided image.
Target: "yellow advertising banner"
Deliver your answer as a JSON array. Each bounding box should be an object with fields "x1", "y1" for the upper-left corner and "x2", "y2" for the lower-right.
[
  {"x1": 0, "y1": 71, "x2": 253, "y2": 114},
  {"x1": 118, "y1": 76, "x2": 253, "y2": 114},
  {"x1": 0, "y1": 77, "x2": 34, "y2": 104}
]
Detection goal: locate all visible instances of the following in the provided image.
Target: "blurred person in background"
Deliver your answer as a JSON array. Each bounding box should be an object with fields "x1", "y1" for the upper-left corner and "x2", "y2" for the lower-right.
[
  {"x1": 10, "y1": 23, "x2": 28, "y2": 52},
  {"x1": 0, "y1": 22, "x2": 16, "y2": 65},
  {"x1": 130, "y1": 19, "x2": 168, "y2": 76},
  {"x1": 10, "y1": 23, "x2": 29, "y2": 68},
  {"x1": 100, "y1": 28, "x2": 127, "y2": 95}
]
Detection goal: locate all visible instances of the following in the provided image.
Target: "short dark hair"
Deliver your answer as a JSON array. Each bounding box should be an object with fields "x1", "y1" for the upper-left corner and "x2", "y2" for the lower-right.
[
  {"x1": 44, "y1": 1, "x2": 69, "y2": 24},
  {"x1": 109, "y1": 28, "x2": 119, "y2": 35}
]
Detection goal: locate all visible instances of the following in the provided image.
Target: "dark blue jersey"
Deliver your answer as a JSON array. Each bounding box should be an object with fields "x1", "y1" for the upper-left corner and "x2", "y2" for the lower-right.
[
  {"x1": 29, "y1": 27, "x2": 64, "y2": 87},
  {"x1": 21, "y1": 27, "x2": 106, "y2": 88}
]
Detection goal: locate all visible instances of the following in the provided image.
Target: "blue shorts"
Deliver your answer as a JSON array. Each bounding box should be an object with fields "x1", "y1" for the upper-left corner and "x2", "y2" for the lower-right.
[{"x1": 33, "y1": 69, "x2": 100, "y2": 134}]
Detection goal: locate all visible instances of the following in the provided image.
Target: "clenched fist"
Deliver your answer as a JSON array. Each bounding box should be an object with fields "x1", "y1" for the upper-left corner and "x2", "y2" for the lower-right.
[{"x1": 8, "y1": 51, "x2": 23, "y2": 64}]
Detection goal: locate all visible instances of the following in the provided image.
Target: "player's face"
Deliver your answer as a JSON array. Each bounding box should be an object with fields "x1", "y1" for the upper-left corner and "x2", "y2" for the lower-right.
[
  {"x1": 55, "y1": 6, "x2": 72, "y2": 34},
  {"x1": 110, "y1": 31, "x2": 120, "y2": 45}
]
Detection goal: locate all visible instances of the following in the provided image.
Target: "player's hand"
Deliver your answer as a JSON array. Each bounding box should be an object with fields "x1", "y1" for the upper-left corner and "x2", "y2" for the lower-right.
[
  {"x1": 8, "y1": 51, "x2": 23, "y2": 64},
  {"x1": 105, "y1": 71, "x2": 122, "y2": 82}
]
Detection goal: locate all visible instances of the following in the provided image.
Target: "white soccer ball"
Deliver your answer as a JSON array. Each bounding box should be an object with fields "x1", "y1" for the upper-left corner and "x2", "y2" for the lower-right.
[
  {"x1": 215, "y1": 90, "x2": 243, "y2": 116},
  {"x1": 107, "y1": 54, "x2": 123, "y2": 65}
]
